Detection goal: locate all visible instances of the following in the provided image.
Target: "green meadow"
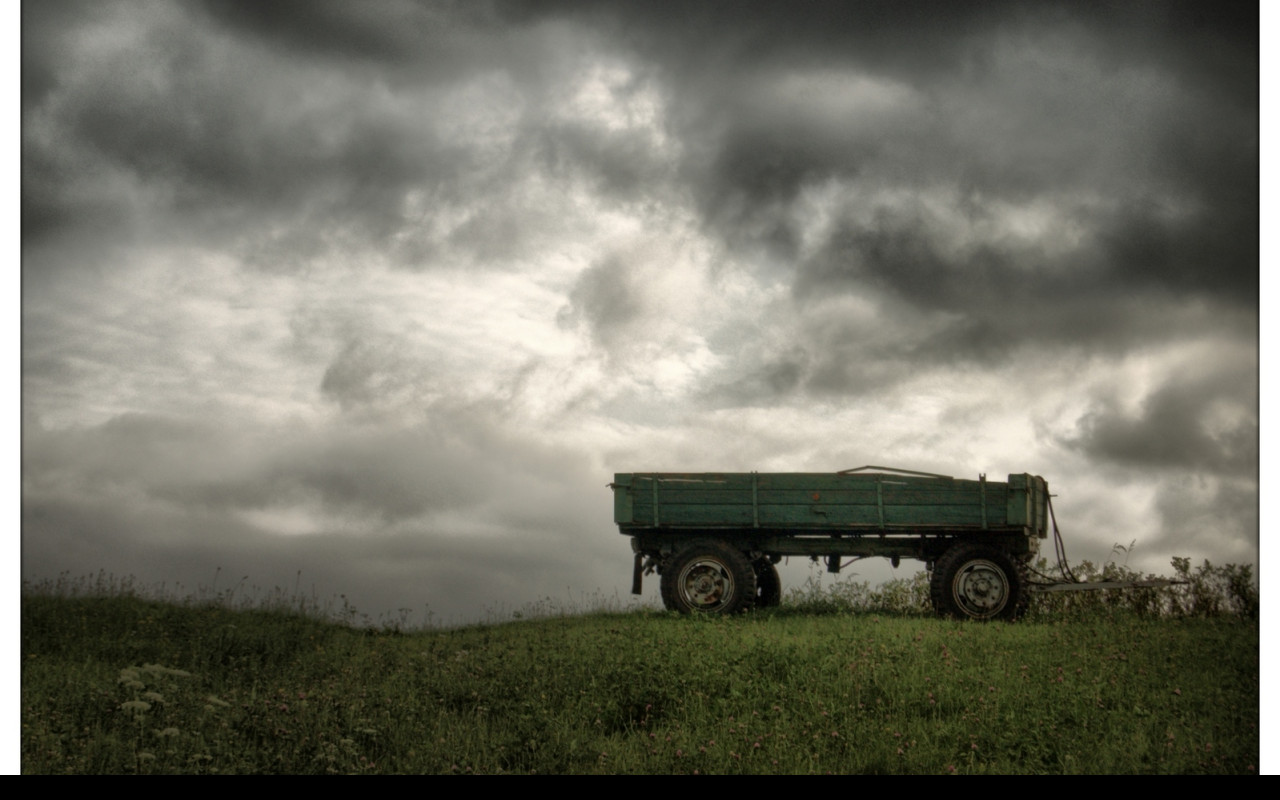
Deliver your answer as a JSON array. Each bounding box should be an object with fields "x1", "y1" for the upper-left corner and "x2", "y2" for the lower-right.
[{"x1": 22, "y1": 565, "x2": 1257, "y2": 774}]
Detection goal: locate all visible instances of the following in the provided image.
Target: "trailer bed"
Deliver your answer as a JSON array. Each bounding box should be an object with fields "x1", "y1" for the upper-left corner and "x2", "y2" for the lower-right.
[
  {"x1": 610, "y1": 466, "x2": 1052, "y2": 620},
  {"x1": 613, "y1": 469, "x2": 1048, "y2": 537}
]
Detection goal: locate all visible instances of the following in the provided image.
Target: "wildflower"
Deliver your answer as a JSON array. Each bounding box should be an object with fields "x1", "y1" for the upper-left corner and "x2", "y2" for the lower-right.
[
  {"x1": 144, "y1": 692, "x2": 165, "y2": 703},
  {"x1": 137, "y1": 752, "x2": 156, "y2": 762},
  {"x1": 121, "y1": 700, "x2": 152, "y2": 714},
  {"x1": 157, "y1": 727, "x2": 180, "y2": 738}
]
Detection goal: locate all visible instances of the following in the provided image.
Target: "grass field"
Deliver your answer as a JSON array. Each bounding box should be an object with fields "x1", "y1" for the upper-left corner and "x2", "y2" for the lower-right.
[{"x1": 21, "y1": 583, "x2": 1258, "y2": 774}]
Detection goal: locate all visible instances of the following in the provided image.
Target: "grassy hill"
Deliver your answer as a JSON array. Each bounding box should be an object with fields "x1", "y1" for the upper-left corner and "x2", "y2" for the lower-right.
[{"x1": 22, "y1": 591, "x2": 1258, "y2": 774}]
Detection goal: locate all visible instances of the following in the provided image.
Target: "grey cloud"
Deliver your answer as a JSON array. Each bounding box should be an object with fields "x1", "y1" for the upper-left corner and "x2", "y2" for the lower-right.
[
  {"x1": 23, "y1": 3, "x2": 488, "y2": 267},
  {"x1": 1063, "y1": 365, "x2": 1257, "y2": 477},
  {"x1": 198, "y1": 0, "x2": 450, "y2": 63},
  {"x1": 603, "y1": 0, "x2": 1259, "y2": 336},
  {"x1": 524, "y1": 120, "x2": 672, "y2": 201},
  {"x1": 1149, "y1": 475, "x2": 1258, "y2": 563},
  {"x1": 21, "y1": 494, "x2": 620, "y2": 627},
  {"x1": 558, "y1": 254, "x2": 645, "y2": 351},
  {"x1": 22, "y1": 406, "x2": 618, "y2": 623},
  {"x1": 21, "y1": 0, "x2": 1257, "y2": 620},
  {"x1": 791, "y1": 189, "x2": 1256, "y2": 367},
  {"x1": 320, "y1": 337, "x2": 431, "y2": 413},
  {"x1": 697, "y1": 348, "x2": 809, "y2": 409},
  {"x1": 796, "y1": 207, "x2": 993, "y2": 310},
  {"x1": 23, "y1": 1, "x2": 693, "y2": 275},
  {"x1": 26, "y1": 398, "x2": 605, "y2": 530},
  {"x1": 198, "y1": 0, "x2": 509, "y2": 70}
]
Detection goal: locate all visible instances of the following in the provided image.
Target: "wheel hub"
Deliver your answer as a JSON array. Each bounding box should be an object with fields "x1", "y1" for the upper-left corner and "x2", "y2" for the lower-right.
[
  {"x1": 680, "y1": 560, "x2": 732, "y2": 609},
  {"x1": 954, "y1": 560, "x2": 1009, "y2": 616}
]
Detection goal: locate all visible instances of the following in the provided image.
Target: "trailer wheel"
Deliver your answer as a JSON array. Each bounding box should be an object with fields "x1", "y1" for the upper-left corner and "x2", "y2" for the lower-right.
[
  {"x1": 931, "y1": 545, "x2": 1023, "y2": 621},
  {"x1": 755, "y1": 562, "x2": 782, "y2": 608},
  {"x1": 661, "y1": 540, "x2": 756, "y2": 614}
]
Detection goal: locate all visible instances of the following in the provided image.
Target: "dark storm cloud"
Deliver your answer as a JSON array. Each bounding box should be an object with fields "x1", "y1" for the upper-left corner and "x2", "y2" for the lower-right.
[
  {"x1": 197, "y1": 0, "x2": 488, "y2": 64},
  {"x1": 26, "y1": 1, "x2": 1255, "y2": 291},
  {"x1": 1064, "y1": 362, "x2": 1257, "y2": 476},
  {"x1": 22, "y1": 0, "x2": 689, "y2": 275},
  {"x1": 784, "y1": 197, "x2": 1256, "y2": 371},
  {"x1": 464, "y1": 1, "x2": 1260, "y2": 401},
  {"x1": 22, "y1": 2, "x2": 486, "y2": 266},
  {"x1": 600, "y1": 1, "x2": 1255, "y2": 203}
]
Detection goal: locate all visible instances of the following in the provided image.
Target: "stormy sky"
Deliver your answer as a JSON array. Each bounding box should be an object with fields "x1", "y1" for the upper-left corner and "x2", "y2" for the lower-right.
[{"x1": 21, "y1": 1, "x2": 1259, "y2": 626}]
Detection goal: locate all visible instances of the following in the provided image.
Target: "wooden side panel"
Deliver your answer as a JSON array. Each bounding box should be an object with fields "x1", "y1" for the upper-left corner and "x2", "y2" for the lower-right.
[
  {"x1": 612, "y1": 474, "x2": 633, "y2": 525},
  {"x1": 615, "y1": 471, "x2": 1033, "y2": 531}
]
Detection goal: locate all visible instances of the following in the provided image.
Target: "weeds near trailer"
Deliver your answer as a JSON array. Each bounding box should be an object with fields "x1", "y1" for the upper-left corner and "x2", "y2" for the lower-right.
[
  {"x1": 779, "y1": 554, "x2": 1257, "y2": 622},
  {"x1": 1026, "y1": 557, "x2": 1257, "y2": 621},
  {"x1": 782, "y1": 567, "x2": 933, "y2": 616}
]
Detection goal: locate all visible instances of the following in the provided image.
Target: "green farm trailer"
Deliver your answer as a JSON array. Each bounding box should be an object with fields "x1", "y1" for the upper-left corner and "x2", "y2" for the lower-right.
[{"x1": 611, "y1": 466, "x2": 1050, "y2": 621}]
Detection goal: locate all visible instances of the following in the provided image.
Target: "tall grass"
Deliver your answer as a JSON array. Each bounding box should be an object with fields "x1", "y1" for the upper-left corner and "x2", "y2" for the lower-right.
[{"x1": 22, "y1": 567, "x2": 1258, "y2": 774}]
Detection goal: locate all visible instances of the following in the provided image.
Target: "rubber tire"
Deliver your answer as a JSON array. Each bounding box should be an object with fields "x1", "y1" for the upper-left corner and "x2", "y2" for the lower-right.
[
  {"x1": 930, "y1": 545, "x2": 1024, "y2": 621},
  {"x1": 660, "y1": 540, "x2": 757, "y2": 615},
  {"x1": 755, "y1": 562, "x2": 782, "y2": 608}
]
